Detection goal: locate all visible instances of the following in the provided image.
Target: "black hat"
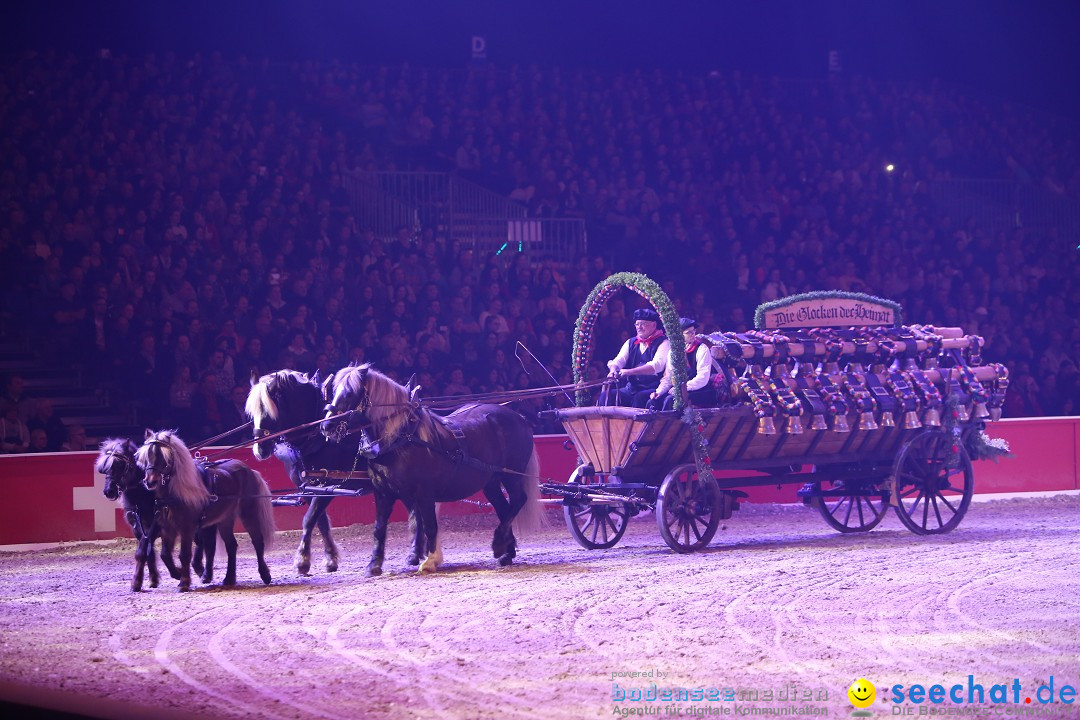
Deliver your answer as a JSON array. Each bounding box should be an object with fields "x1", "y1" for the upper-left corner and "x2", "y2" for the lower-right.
[
  {"x1": 679, "y1": 317, "x2": 698, "y2": 331},
  {"x1": 633, "y1": 308, "x2": 660, "y2": 323}
]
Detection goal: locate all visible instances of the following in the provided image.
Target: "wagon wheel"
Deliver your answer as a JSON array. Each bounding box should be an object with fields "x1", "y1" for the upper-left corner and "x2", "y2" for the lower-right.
[
  {"x1": 813, "y1": 480, "x2": 888, "y2": 533},
  {"x1": 563, "y1": 465, "x2": 631, "y2": 550},
  {"x1": 892, "y1": 429, "x2": 974, "y2": 535},
  {"x1": 656, "y1": 464, "x2": 722, "y2": 553}
]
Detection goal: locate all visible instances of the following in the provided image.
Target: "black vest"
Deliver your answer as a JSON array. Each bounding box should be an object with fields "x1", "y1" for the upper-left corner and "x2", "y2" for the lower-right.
[{"x1": 626, "y1": 336, "x2": 666, "y2": 391}]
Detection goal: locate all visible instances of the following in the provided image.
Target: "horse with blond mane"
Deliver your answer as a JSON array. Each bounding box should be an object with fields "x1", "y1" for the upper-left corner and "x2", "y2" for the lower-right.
[
  {"x1": 322, "y1": 364, "x2": 544, "y2": 573},
  {"x1": 136, "y1": 430, "x2": 275, "y2": 591}
]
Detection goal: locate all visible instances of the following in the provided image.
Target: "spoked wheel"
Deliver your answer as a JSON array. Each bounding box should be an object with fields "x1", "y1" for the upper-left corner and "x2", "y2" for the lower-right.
[
  {"x1": 656, "y1": 464, "x2": 722, "y2": 553},
  {"x1": 814, "y1": 480, "x2": 889, "y2": 533},
  {"x1": 563, "y1": 465, "x2": 631, "y2": 550},
  {"x1": 892, "y1": 429, "x2": 974, "y2": 535}
]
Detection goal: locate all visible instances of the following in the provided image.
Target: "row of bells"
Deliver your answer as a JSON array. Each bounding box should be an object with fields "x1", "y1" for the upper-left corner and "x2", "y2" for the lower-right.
[{"x1": 756, "y1": 402, "x2": 994, "y2": 435}]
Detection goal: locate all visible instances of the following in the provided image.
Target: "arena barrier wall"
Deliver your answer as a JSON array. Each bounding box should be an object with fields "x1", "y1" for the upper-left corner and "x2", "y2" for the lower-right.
[{"x1": 0, "y1": 419, "x2": 1075, "y2": 546}]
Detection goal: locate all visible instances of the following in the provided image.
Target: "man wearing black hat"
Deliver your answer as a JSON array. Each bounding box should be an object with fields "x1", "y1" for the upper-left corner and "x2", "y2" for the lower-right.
[
  {"x1": 649, "y1": 317, "x2": 717, "y2": 411},
  {"x1": 600, "y1": 307, "x2": 670, "y2": 407}
]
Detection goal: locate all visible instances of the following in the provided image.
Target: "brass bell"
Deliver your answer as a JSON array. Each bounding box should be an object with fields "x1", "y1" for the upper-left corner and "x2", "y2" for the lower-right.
[
  {"x1": 923, "y1": 407, "x2": 942, "y2": 427},
  {"x1": 758, "y1": 416, "x2": 777, "y2": 435},
  {"x1": 973, "y1": 402, "x2": 990, "y2": 419},
  {"x1": 989, "y1": 407, "x2": 1002, "y2": 421},
  {"x1": 955, "y1": 404, "x2": 970, "y2": 422},
  {"x1": 880, "y1": 411, "x2": 896, "y2": 428},
  {"x1": 831, "y1": 414, "x2": 852, "y2": 433},
  {"x1": 810, "y1": 414, "x2": 829, "y2": 431},
  {"x1": 785, "y1": 415, "x2": 805, "y2": 434},
  {"x1": 859, "y1": 411, "x2": 879, "y2": 431},
  {"x1": 903, "y1": 410, "x2": 922, "y2": 430}
]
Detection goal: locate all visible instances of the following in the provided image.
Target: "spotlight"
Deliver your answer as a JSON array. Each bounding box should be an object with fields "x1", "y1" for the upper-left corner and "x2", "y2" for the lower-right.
[{"x1": 885, "y1": 164, "x2": 895, "y2": 173}]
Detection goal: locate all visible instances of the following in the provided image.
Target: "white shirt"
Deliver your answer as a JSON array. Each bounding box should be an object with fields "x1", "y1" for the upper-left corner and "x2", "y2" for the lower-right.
[
  {"x1": 607, "y1": 336, "x2": 670, "y2": 377},
  {"x1": 655, "y1": 343, "x2": 713, "y2": 396}
]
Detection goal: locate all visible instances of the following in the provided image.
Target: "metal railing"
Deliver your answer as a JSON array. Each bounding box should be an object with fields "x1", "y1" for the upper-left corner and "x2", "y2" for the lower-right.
[
  {"x1": 345, "y1": 170, "x2": 587, "y2": 262},
  {"x1": 344, "y1": 176, "x2": 420, "y2": 238},
  {"x1": 931, "y1": 179, "x2": 1080, "y2": 242}
]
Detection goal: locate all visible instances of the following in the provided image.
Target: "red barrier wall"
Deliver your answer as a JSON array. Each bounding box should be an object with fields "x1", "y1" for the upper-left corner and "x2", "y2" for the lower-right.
[{"x1": 0, "y1": 420, "x2": 1075, "y2": 546}]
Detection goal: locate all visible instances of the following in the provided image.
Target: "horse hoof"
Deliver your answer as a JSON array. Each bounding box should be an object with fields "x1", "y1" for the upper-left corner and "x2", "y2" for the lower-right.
[
  {"x1": 325, "y1": 557, "x2": 338, "y2": 573},
  {"x1": 201, "y1": 574, "x2": 213, "y2": 584},
  {"x1": 366, "y1": 565, "x2": 382, "y2": 577},
  {"x1": 418, "y1": 558, "x2": 438, "y2": 574},
  {"x1": 406, "y1": 552, "x2": 420, "y2": 566},
  {"x1": 223, "y1": 577, "x2": 236, "y2": 587},
  {"x1": 178, "y1": 583, "x2": 191, "y2": 593},
  {"x1": 149, "y1": 579, "x2": 158, "y2": 589},
  {"x1": 131, "y1": 581, "x2": 142, "y2": 593},
  {"x1": 260, "y1": 567, "x2": 272, "y2": 585},
  {"x1": 498, "y1": 554, "x2": 515, "y2": 567}
]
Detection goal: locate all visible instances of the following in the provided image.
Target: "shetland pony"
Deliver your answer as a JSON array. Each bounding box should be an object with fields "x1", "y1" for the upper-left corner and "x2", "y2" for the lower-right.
[
  {"x1": 97, "y1": 438, "x2": 186, "y2": 591},
  {"x1": 246, "y1": 369, "x2": 427, "y2": 576},
  {"x1": 322, "y1": 364, "x2": 543, "y2": 573},
  {"x1": 136, "y1": 430, "x2": 275, "y2": 591}
]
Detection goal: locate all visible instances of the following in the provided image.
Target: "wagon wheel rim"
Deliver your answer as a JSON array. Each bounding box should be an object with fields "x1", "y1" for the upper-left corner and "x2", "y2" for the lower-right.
[
  {"x1": 563, "y1": 466, "x2": 630, "y2": 550},
  {"x1": 892, "y1": 429, "x2": 973, "y2": 535},
  {"x1": 656, "y1": 464, "x2": 721, "y2": 553},
  {"x1": 814, "y1": 480, "x2": 888, "y2": 533}
]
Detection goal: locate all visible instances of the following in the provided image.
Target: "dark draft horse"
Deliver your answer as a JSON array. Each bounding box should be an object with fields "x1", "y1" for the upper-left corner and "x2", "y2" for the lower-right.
[
  {"x1": 323, "y1": 364, "x2": 544, "y2": 573},
  {"x1": 245, "y1": 369, "x2": 428, "y2": 575},
  {"x1": 136, "y1": 430, "x2": 275, "y2": 591}
]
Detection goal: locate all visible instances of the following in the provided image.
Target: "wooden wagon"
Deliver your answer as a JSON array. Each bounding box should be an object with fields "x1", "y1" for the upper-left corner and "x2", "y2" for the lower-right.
[{"x1": 541, "y1": 279, "x2": 1009, "y2": 553}]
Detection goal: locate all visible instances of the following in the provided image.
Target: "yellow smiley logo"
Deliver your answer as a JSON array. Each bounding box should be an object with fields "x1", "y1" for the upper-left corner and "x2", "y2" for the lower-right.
[{"x1": 848, "y1": 678, "x2": 876, "y2": 709}]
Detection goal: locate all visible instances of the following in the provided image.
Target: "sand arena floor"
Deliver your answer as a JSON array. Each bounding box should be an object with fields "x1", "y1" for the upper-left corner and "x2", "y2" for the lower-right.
[{"x1": 1, "y1": 495, "x2": 1078, "y2": 720}]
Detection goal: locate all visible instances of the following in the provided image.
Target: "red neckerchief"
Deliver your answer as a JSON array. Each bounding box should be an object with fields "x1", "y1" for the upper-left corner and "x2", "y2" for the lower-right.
[
  {"x1": 685, "y1": 340, "x2": 700, "y2": 355},
  {"x1": 633, "y1": 330, "x2": 665, "y2": 347}
]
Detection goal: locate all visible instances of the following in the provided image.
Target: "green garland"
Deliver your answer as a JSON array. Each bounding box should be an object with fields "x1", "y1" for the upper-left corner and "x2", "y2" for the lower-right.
[
  {"x1": 942, "y1": 393, "x2": 1012, "y2": 465},
  {"x1": 754, "y1": 290, "x2": 903, "y2": 330},
  {"x1": 572, "y1": 272, "x2": 685, "y2": 409},
  {"x1": 572, "y1": 272, "x2": 715, "y2": 487}
]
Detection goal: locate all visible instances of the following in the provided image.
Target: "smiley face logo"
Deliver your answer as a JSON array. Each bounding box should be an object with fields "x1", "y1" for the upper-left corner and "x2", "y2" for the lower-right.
[{"x1": 848, "y1": 678, "x2": 876, "y2": 709}]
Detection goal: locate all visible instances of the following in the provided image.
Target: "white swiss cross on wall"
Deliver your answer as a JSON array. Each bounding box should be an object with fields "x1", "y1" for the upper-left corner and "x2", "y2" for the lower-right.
[{"x1": 72, "y1": 466, "x2": 119, "y2": 533}]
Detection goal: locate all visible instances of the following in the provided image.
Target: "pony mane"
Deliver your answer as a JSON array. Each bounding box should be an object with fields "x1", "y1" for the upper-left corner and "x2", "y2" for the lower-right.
[
  {"x1": 136, "y1": 430, "x2": 210, "y2": 509},
  {"x1": 95, "y1": 437, "x2": 137, "y2": 474},
  {"x1": 339, "y1": 364, "x2": 436, "y2": 445},
  {"x1": 247, "y1": 370, "x2": 322, "y2": 428}
]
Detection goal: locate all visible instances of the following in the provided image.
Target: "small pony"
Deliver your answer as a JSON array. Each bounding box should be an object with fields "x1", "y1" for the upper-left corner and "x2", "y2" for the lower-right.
[
  {"x1": 322, "y1": 364, "x2": 545, "y2": 574},
  {"x1": 246, "y1": 369, "x2": 428, "y2": 576},
  {"x1": 136, "y1": 430, "x2": 275, "y2": 591}
]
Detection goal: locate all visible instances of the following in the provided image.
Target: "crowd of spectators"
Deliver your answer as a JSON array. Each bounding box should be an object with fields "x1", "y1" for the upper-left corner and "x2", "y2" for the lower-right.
[{"x1": 1, "y1": 50, "x2": 1078, "y2": 450}]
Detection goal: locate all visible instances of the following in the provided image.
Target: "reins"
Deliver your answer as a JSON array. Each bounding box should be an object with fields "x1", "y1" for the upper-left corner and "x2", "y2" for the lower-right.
[{"x1": 188, "y1": 421, "x2": 253, "y2": 451}]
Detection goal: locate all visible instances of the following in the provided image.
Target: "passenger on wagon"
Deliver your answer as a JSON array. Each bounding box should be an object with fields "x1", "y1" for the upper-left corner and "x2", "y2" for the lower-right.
[
  {"x1": 648, "y1": 317, "x2": 717, "y2": 411},
  {"x1": 600, "y1": 307, "x2": 669, "y2": 408}
]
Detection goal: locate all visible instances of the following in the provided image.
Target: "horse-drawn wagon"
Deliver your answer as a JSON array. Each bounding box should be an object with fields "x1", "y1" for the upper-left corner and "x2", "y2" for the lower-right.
[{"x1": 540, "y1": 274, "x2": 1010, "y2": 554}]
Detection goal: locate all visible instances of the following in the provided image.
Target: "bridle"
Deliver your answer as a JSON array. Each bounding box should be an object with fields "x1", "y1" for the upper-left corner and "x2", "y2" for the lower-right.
[
  {"x1": 101, "y1": 449, "x2": 140, "y2": 499},
  {"x1": 142, "y1": 438, "x2": 177, "y2": 490},
  {"x1": 324, "y1": 370, "x2": 374, "y2": 444}
]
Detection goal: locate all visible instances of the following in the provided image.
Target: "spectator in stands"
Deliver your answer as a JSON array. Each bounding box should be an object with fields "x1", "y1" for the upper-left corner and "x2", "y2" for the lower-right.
[
  {"x1": 648, "y1": 318, "x2": 716, "y2": 411},
  {"x1": 60, "y1": 424, "x2": 89, "y2": 452},
  {"x1": 27, "y1": 428, "x2": 50, "y2": 453},
  {"x1": 1, "y1": 400, "x2": 30, "y2": 453},
  {"x1": 600, "y1": 308, "x2": 669, "y2": 408},
  {"x1": 26, "y1": 398, "x2": 67, "y2": 452}
]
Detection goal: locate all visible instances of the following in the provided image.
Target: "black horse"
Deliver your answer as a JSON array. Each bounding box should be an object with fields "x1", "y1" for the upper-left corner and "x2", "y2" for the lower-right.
[
  {"x1": 322, "y1": 364, "x2": 544, "y2": 573},
  {"x1": 96, "y1": 438, "x2": 216, "y2": 591},
  {"x1": 246, "y1": 369, "x2": 427, "y2": 575},
  {"x1": 136, "y1": 430, "x2": 275, "y2": 591}
]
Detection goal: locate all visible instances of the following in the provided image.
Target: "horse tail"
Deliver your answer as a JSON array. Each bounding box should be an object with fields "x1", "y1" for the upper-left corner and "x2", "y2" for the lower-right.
[
  {"x1": 512, "y1": 447, "x2": 547, "y2": 536},
  {"x1": 241, "y1": 468, "x2": 277, "y2": 551}
]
